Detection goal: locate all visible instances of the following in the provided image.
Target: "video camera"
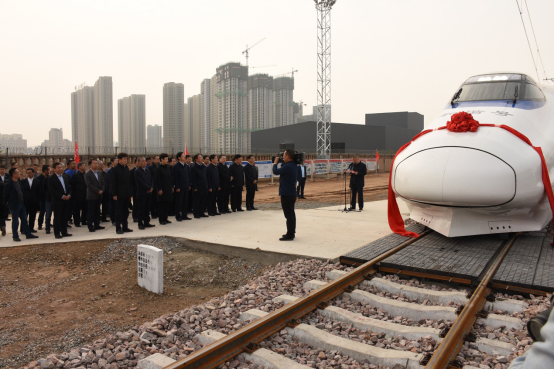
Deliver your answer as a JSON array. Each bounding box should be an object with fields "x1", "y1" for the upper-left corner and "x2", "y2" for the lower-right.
[{"x1": 272, "y1": 150, "x2": 305, "y2": 165}]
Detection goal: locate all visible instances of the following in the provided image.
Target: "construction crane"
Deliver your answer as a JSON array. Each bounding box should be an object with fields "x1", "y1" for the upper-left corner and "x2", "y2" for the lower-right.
[
  {"x1": 251, "y1": 65, "x2": 277, "y2": 69},
  {"x1": 242, "y1": 37, "x2": 266, "y2": 67},
  {"x1": 275, "y1": 68, "x2": 298, "y2": 79}
]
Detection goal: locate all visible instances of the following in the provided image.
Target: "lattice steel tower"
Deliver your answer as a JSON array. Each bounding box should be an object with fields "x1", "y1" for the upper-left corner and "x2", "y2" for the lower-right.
[{"x1": 315, "y1": 0, "x2": 335, "y2": 158}]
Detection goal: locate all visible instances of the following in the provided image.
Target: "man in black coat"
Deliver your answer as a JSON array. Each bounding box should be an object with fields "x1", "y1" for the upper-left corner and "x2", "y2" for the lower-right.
[
  {"x1": 84, "y1": 159, "x2": 106, "y2": 232},
  {"x1": 98, "y1": 160, "x2": 110, "y2": 222},
  {"x1": 20, "y1": 167, "x2": 41, "y2": 232},
  {"x1": 206, "y1": 155, "x2": 220, "y2": 216},
  {"x1": 297, "y1": 162, "x2": 308, "y2": 199},
  {"x1": 110, "y1": 153, "x2": 133, "y2": 234},
  {"x1": 244, "y1": 155, "x2": 258, "y2": 211},
  {"x1": 149, "y1": 155, "x2": 160, "y2": 219},
  {"x1": 48, "y1": 162, "x2": 73, "y2": 239},
  {"x1": 191, "y1": 154, "x2": 208, "y2": 218},
  {"x1": 130, "y1": 158, "x2": 138, "y2": 222},
  {"x1": 4, "y1": 168, "x2": 39, "y2": 241},
  {"x1": 134, "y1": 157, "x2": 155, "y2": 230},
  {"x1": 36, "y1": 165, "x2": 49, "y2": 230},
  {"x1": 185, "y1": 155, "x2": 194, "y2": 214},
  {"x1": 349, "y1": 155, "x2": 368, "y2": 211},
  {"x1": 0, "y1": 165, "x2": 6, "y2": 236},
  {"x1": 106, "y1": 157, "x2": 118, "y2": 224},
  {"x1": 173, "y1": 151, "x2": 191, "y2": 221},
  {"x1": 71, "y1": 163, "x2": 88, "y2": 227},
  {"x1": 229, "y1": 154, "x2": 245, "y2": 212},
  {"x1": 155, "y1": 153, "x2": 173, "y2": 225},
  {"x1": 216, "y1": 155, "x2": 231, "y2": 214}
]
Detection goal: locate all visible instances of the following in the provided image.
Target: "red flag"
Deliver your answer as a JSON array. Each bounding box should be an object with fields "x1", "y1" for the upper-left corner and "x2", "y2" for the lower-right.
[
  {"x1": 74, "y1": 141, "x2": 80, "y2": 164},
  {"x1": 376, "y1": 149, "x2": 380, "y2": 162},
  {"x1": 184, "y1": 143, "x2": 189, "y2": 156}
]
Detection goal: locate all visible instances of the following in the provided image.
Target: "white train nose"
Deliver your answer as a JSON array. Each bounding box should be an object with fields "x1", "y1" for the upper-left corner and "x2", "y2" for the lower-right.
[{"x1": 393, "y1": 147, "x2": 516, "y2": 207}]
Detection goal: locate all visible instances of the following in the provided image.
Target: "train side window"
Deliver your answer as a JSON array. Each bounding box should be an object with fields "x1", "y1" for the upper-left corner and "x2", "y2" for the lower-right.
[{"x1": 524, "y1": 83, "x2": 545, "y2": 101}]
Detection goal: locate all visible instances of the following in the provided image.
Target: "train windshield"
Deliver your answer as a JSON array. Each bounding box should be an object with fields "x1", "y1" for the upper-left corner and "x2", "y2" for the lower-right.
[{"x1": 454, "y1": 74, "x2": 545, "y2": 102}]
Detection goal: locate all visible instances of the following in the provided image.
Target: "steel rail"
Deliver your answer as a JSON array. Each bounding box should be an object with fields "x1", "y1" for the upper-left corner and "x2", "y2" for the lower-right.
[
  {"x1": 425, "y1": 233, "x2": 519, "y2": 369},
  {"x1": 165, "y1": 229, "x2": 432, "y2": 369}
]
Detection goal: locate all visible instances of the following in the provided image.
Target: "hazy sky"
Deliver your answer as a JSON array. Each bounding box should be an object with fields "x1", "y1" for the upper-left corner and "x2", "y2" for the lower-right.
[{"x1": 1, "y1": 0, "x2": 553, "y2": 147}]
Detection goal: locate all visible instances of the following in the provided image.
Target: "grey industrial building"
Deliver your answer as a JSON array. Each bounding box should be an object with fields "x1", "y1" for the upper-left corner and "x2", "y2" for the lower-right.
[{"x1": 251, "y1": 111, "x2": 424, "y2": 153}]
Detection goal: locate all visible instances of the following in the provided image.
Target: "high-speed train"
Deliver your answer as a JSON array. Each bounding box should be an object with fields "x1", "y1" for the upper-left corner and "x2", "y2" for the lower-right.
[{"x1": 391, "y1": 72, "x2": 554, "y2": 237}]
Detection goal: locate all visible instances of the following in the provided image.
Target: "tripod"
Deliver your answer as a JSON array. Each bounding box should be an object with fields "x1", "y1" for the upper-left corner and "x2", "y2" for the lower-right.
[{"x1": 337, "y1": 170, "x2": 352, "y2": 212}]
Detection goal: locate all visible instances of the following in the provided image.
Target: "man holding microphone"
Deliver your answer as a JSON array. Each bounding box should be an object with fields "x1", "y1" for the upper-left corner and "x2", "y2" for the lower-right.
[{"x1": 273, "y1": 149, "x2": 298, "y2": 241}]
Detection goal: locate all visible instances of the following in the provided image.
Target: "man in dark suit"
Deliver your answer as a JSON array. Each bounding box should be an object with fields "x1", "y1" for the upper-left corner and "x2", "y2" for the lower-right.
[
  {"x1": 272, "y1": 149, "x2": 298, "y2": 241},
  {"x1": 84, "y1": 159, "x2": 106, "y2": 232},
  {"x1": 229, "y1": 154, "x2": 245, "y2": 212},
  {"x1": 155, "y1": 153, "x2": 173, "y2": 225},
  {"x1": 185, "y1": 155, "x2": 194, "y2": 214},
  {"x1": 297, "y1": 162, "x2": 308, "y2": 199},
  {"x1": 98, "y1": 160, "x2": 110, "y2": 222},
  {"x1": 71, "y1": 162, "x2": 88, "y2": 227},
  {"x1": 36, "y1": 165, "x2": 49, "y2": 230},
  {"x1": 206, "y1": 155, "x2": 220, "y2": 216},
  {"x1": 134, "y1": 157, "x2": 155, "y2": 230},
  {"x1": 106, "y1": 157, "x2": 118, "y2": 225},
  {"x1": 42, "y1": 167, "x2": 54, "y2": 234},
  {"x1": 21, "y1": 167, "x2": 41, "y2": 232},
  {"x1": 191, "y1": 154, "x2": 208, "y2": 218},
  {"x1": 217, "y1": 155, "x2": 231, "y2": 214},
  {"x1": 149, "y1": 155, "x2": 160, "y2": 219},
  {"x1": 173, "y1": 151, "x2": 191, "y2": 221},
  {"x1": 111, "y1": 152, "x2": 133, "y2": 234},
  {"x1": 349, "y1": 155, "x2": 368, "y2": 211},
  {"x1": 130, "y1": 158, "x2": 138, "y2": 222},
  {"x1": 48, "y1": 162, "x2": 73, "y2": 239},
  {"x1": 244, "y1": 155, "x2": 258, "y2": 211},
  {"x1": 0, "y1": 165, "x2": 6, "y2": 236},
  {"x1": 3, "y1": 168, "x2": 39, "y2": 241}
]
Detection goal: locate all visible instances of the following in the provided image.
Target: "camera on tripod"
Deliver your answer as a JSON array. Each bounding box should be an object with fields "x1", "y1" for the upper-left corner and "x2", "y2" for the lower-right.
[{"x1": 272, "y1": 150, "x2": 305, "y2": 165}]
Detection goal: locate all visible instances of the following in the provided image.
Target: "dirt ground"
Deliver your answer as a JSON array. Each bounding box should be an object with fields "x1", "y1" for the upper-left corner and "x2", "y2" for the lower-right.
[
  {"x1": 254, "y1": 174, "x2": 390, "y2": 204},
  {"x1": 0, "y1": 239, "x2": 270, "y2": 368}
]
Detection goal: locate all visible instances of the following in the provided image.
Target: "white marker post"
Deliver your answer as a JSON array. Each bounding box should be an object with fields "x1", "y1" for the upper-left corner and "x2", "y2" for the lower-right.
[{"x1": 137, "y1": 244, "x2": 163, "y2": 294}]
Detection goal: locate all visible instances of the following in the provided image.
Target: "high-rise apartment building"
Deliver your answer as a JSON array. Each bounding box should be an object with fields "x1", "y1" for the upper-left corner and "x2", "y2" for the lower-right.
[
  {"x1": 147, "y1": 125, "x2": 163, "y2": 152},
  {"x1": 71, "y1": 76, "x2": 113, "y2": 153},
  {"x1": 49, "y1": 128, "x2": 64, "y2": 149},
  {"x1": 200, "y1": 79, "x2": 211, "y2": 152},
  {"x1": 94, "y1": 77, "x2": 114, "y2": 150},
  {"x1": 0, "y1": 134, "x2": 27, "y2": 150},
  {"x1": 118, "y1": 94, "x2": 145, "y2": 154},
  {"x1": 215, "y1": 62, "x2": 249, "y2": 153},
  {"x1": 71, "y1": 85, "x2": 94, "y2": 150},
  {"x1": 187, "y1": 94, "x2": 202, "y2": 151},
  {"x1": 163, "y1": 82, "x2": 185, "y2": 153},
  {"x1": 248, "y1": 74, "x2": 274, "y2": 131},
  {"x1": 273, "y1": 77, "x2": 294, "y2": 127}
]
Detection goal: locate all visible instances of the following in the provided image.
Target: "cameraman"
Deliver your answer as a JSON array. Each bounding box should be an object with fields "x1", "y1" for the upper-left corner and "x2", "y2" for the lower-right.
[{"x1": 273, "y1": 149, "x2": 298, "y2": 241}]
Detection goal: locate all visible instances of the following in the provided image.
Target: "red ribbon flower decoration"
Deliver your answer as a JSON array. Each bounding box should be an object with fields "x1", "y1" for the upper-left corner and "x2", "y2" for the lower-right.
[{"x1": 446, "y1": 111, "x2": 480, "y2": 132}]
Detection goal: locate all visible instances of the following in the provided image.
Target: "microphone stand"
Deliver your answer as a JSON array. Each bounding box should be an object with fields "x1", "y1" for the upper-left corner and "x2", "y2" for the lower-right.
[{"x1": 336, "y1": 169, "x2": 350, "y2": 212}]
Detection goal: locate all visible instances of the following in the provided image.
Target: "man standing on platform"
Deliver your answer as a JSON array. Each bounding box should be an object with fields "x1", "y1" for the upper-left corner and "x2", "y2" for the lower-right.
[
  {"x1": 134, "y1": 157, "x2": 155, "y2": 230},
  {"x1": 173, "y1": 152, "x2": 191, "y2": 221},
  {"x1": 297, "y1": 162, "x2": 307, "y2": 199},
  {"x1": 84, "y1": 159, "x2": 105, "y2": 232},
  {"x1": 21, "y1": 167, "x2": 41, "y2": 232},
  {"x1": 0, "y1": 165, "x2": 7, "y2": 236},
  {"x1": 185, "y1": 155, "x2": 194, "y2": 215},
  {"x1": 229, "y1": 154, "x2": 244, "y2": 212},
  {"x1": 244, "y1": 155, "x2": 258, "y2": 211},
  {"x1": 217, "y1": 155, "x2": 231, "y2": 214},
  {"x1": 206, "y1": 155, "x2": 220, "y2": 216},
  {"x1": 3, "y1": 168, "x2": 39, "y2": 241},
  {"x1": 71, "y1": 162, "x2": 88, "y2": 227},
  {"x1": 36, "y1": 165, "x2": 49, "y2": 230},
  {"x1": 149, "y1": 155, "x2": 160, "y2": 219},
  {"x1": 98, "y1": 160, "x2": 110, "y2": 223},
  {"x1": 106, "y1": 157, "x2": 118, "y2": 225},
  {"x1": 48, "y1": 162, "x2": 72, "y2": 239},
  {"x1": 155, "y1": 153, "x2": 173, "y2": 225},
  {"x1": 111, "y1": 153, "x2": 133, "y2": 234},
  {"x1": 349, "y1": 155, "x2": 367, "y2": 211},
  {"x1": 191, "y1": 154, "x2": 208, "y2": 218},
  {"x1": 273, "y1": 149, "x2": 298, "y2": 241},
  {"x1": 130, "y1": 158, "x2": 138, "y2": 222}
]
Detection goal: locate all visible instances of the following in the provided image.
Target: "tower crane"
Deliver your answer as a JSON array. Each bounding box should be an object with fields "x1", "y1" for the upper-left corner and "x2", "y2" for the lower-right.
[
  {"x1": 242, "y1": 38, "x2": 266, "y2": 67},
  {"x1": 275, "y1": 68, "x2": 298, "y2": 79}
]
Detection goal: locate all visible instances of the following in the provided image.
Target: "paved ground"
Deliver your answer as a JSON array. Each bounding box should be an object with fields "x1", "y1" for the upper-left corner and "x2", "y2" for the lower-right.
[{"x1": 0, "y1": 200, "x2": 409, "y2": 260}]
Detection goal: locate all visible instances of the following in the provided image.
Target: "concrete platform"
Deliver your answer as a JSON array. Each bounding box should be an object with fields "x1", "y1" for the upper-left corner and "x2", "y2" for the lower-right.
[{"x1": 0, "y1": 200, "x2": 410, "y2": 261}]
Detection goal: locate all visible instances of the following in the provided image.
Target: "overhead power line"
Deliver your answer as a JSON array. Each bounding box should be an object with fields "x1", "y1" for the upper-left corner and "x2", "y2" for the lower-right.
[
  {"x1": 515, "y1": 0, "x2": 540, "y2": 83},
  {"x1": 524, "y1": 0, "x2": 549, "y2": 83}
]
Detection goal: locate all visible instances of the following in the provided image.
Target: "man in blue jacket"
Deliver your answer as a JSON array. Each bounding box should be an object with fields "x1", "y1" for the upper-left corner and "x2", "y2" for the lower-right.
[
  {"x1": 3, "y1": 168, "x2": 39, "y2": 242},
  {"x1": 273, "y1": 149, "x2": 298, "y2": 241}
]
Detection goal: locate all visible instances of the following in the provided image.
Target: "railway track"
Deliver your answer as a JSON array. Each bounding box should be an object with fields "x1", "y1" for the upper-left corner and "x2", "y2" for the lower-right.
[{"x1": 164, "y1": 231, "x2": 534, "y2": 369}]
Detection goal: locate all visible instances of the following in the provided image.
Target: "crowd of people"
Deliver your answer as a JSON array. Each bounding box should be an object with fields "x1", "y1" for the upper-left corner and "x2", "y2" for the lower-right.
[{"x1": 0, "y1": 152, "x2": 264, "y2": 241}]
